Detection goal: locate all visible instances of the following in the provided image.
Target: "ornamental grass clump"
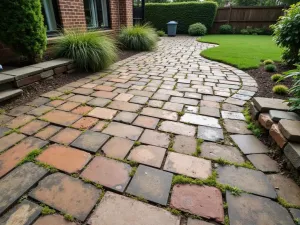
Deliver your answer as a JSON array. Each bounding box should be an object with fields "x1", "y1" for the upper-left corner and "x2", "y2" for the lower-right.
[
  {"x1": 55, "y1": 31, "x2": 117, "y2": 72},
  {"x1": 188, "y1": 23, "x2": 207, "y2": 36},
  {"x1": 264, "y1": 64, "x2": 277, "y2": 72},
  {"x1": 157, "y1": 30, "x2": 166, "y2": 37},
  {"x1": 273, "y1": 85, "x2": 289, "y2": 95},
  {"x1": 263, "y1": 59, "x2": 275, "y2": 65},
  {"x1": 271, "y1": 74, "x2": 283, "y2": 82},
  {"x1": 118, "y1": 24, "x2": 158, "y2": 51}
]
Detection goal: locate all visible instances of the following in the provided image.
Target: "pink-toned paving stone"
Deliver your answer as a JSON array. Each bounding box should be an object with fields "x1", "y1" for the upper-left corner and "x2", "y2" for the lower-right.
[
  {"x1": 6, "y1": 115, "x2": 35, "y2": 129},
  {"x1": 19, "y1": 120, "x2": 49, "y2": 135},
  {"x1": 81, "y1": 156, "x2": 131, "y2": 192},
  {"x1": 127, "y1": 145, "x2": 166, "y2": 168},
  {"x1": 94, "y1": 85, "x2": 116, "y2": 91},
  {"x1": 173, "y1": 135, "x2": 197, "y2": 155},
  {"x1": 170, "y1": 184, "x2": 224, "y2": 223},
  {"x1": 0, "y1": 133, "x2": 26, "y2": 153},
  {"x1": 46, "y1": 100, "x2": 65, "y2": 107},
  {"x1": 91, "y1": 121, "x2": 109, "y2": 132},
  {"x1": 159, "y1": 121, "x2": 196, "y2": 136},
  {"x1": 33, "y1": 214, "x2": 77, "y2": 225},
  {"x1": 0, "y1": 137, "x2": 48, "y2": 178},
  {"x1": 29, "y1": 173, "x2": 101, "y2": 221},
  {"x1": 164, "y1": 152, "x2": 212, "y2": 179},
  {"x1": 92, "y1": 91, "x2": 118, "y2": 99},
  {"x1": 108, "y1": 100, "x2": 142, "y2": 112},
  {"x1": 37, "y1": 144, "x2": 92, "y2": 173},
  {"x1": 114, "y1": 93, "x2": 134, "y2": 102},
  {"x1": 57, "y1": 101, "x2": 81, "y2": 111},
  {"x1": 88, "y1": 107, "x2": 117, "y2": 120},
  {"x1": 103, "y1": 122, "x2": 144, "y2": 141},
  {"x1": 141, "y1": 107, "x2": 178, "y2": 121},
  {"x1": 34, "y1": 125, "x2": 62, "y2": 140},
  {"x1": 72, "y1": 105, "x2": 93, "y2": 115},
  {"x1": 88, "y1": 192, "x2": 180, "y2": 225},
  {"x1": 133, "y1": 115, "x2": 159, "y2": 129},
  {"x1": 27, "y1": 105, "x2": 53, "y2": 116},
  {"x1": 40, "y1": 110, "x2": 81, "y2": 126},
  {"x1": 50, "y1": 127, "x2": 81, "y2": 145},
  {"x1": 72, "y1": 117, "x2": 99, "y2": 130},
  {"x1": 67, "y1": 94, "x2": 93, "y2": 103},
  {"x1": 139, "y1": 129, "x2": 170, "y2": 148},
  {"x1": 102, "y1": 137, "x2": 134, "y2": 159}
]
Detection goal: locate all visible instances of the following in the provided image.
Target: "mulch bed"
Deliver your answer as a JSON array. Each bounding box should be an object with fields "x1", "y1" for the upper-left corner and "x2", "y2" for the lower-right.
[
  {"x1": 246, "y1": 63, "x2": 294, "y2": 100},
  {"x1": 1, "y1": 50, "x2": 138, "y2": 111}
]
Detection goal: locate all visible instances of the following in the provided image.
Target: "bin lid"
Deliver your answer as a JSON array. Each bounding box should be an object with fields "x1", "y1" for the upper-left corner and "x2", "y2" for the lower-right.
[{"x1": 167, "y1": 21, "x2": 178, "y2": 25}]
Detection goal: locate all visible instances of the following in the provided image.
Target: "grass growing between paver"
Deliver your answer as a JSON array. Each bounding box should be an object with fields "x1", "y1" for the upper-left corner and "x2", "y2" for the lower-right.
[
  {"x1": 242, "y1": 104, "x2": 264, "y2": 137},
  {"x1": 192, "y1": 139, "x2": 204, "y2": 156},
  {"x1": 213, "y1": 158, "x2": 256, "y2": 170},
  {"x1": 41, "y1": 205, "x2": 56, "y2": 215},
  {"x1": 4, "y1": 128, "x2": 21, "y2": 136},
  {"x1": 198, "y1": 35, "x2": 282, "y2": 69},
  {"x1": 277, "y1": 197, "x2": 300, "y2": 209}
]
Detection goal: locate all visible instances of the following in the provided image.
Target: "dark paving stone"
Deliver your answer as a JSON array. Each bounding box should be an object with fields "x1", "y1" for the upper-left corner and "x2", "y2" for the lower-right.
[
  {"x1": 289, "y1": 208, "x2": 300, "y2": 221},
  {"x1": 224, "y1": 119, "x2": 252, "y2": 134},
  {"x1": 0, "y1": 200, "x2": 41, "y2": 225},
  {"x1": 29, "y1": 173, "x2": 101, "y2": 221},
  {"x1": 217, "y1": 166, "x2": 277, "y2": 199},
  {"x1": 269, "y1": 110, "x2": 300, "y2": 122},
  {"x1": 253, "y1": 97, "x2": 289, "y2": 112},
  {"x1": 0, "y1": 163, "x2": 47, "y2": 215},
  {"x1": 126, "y1": 165, "x2": 173, "y2": 205},
  {"x1": 231, "y1": 135, "x2": 269, "y2": 154},
  {"x1": 0, "y1": 114, "x2": 14, "y2": 124},
  {"x1": 284, "y1": 142, "x2": 300, "y2": 169},
  {"x1": 187, "y1": 218, "x2": 214, "y2": 225},
  {"x1": 279, "y1": 119, "x2": 300, "y2": 143},
  {"x1": 26, "y1": 97, "x2": 50, "y2": 107},
  {"x1": 71, "y1": 130, "x2": 109, "y2": 153},
  {"x1": 7, "y1": 105, "x2": 35, "y2": 116},
  {"x1": 247, "y1": 154, "x2": 279, "y2": 172},
  {"x1": 114, "y1": 111, "x2": 138, "y2": 123},
  {"x1": 227, "y1": 192, "x2": 294, "y2": 225},
  {"x1": 0, "y1": 127, "x2": 10, "y2": 138},
  {"x1": 197, "y1": 126, "x2": 224, "y2": 142},
  {"x1": 87, "y1": 97, "x2": 111, "y2": 107}
]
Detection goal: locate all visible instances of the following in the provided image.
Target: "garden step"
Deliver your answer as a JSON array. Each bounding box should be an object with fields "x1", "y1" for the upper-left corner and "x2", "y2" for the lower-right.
[
  {"x1": 0, "y1": 73, "x2": 14, "y2": 85},
  {"x1": 0, "y1": 88, "x2": 23, "y2": 102}
]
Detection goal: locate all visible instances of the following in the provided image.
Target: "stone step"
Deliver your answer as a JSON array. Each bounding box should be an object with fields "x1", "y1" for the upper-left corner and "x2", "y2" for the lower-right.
[
  {"x1": 0, "y1": 89, "x2": 23, "y2": 102},
  {"x1": 0, "y1": 73, "x2": 14, "y2": 85}
]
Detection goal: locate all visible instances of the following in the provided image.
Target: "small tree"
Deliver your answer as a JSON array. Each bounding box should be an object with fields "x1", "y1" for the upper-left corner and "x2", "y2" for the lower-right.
[
  {"x1": 0, "y1": 0, "x2": 47, "y2": 62},
  {"x1": 271, "y1": 2, "x2": 300, "y2": 65}
]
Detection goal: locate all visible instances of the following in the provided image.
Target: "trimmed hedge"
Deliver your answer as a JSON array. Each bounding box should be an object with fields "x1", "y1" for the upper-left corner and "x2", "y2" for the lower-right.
[{"x1": 145, "y1": 2, "x2": 217, "y2": 34}]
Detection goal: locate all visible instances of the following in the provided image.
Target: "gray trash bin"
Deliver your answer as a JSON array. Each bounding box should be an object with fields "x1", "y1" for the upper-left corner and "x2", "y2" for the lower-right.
[{"x1": 167, "y1": 21, "x2": 178, "y2": 37}]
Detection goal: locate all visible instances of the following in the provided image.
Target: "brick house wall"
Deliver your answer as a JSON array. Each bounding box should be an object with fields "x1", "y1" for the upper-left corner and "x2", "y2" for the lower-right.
[{"x1": 0, "y1": 0, "x2": 133, "y2": 64}]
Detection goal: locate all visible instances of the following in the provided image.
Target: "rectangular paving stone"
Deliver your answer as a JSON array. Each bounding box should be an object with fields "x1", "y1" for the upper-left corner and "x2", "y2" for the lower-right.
[
  {"x1": 50, "y1": 127, "x2": 81, "y2": 145},
  {"x1": 19, "y1": 120, "x2": 49, "y2": 135},
  {"x1": 81, "y1": 156, "x2": 131, "y2": 192},
  {"x1": 0, "y1": 127, "x2": 10, "y2": 138},
  {"x1": 33, "y1": 214, "x2": 77, "y2": 225},
  {"x1": 40, "y1": 110, "x2": 81, "y2": 126},
  {"x1": 171, "y1": 97, "x2": 198, "y2": 106},
  {"x1": 88, "y1": 107, "x2": 118, "y2": 120},
  {"x1": 284, "y1": 142, "x2": 300, "y2": 169},
  {"x1": 222, "y1": 103, "x2": 243, "y2": 113},
  {"x1": 164, "y1": 152, "x2": 212, "y2": 179},
  {"x1": 199, "y1": 106, "x2": 220, "y2": 118},
  {"x1": 133, "y1": 115, "x2": 159, "y2": 129},
  {"x1": 221, "y1": 111, "x2": 245, "y2": 121},
  {"x1": 247, "y1": 154, "x2": 279, "y2": 172},
  {"x1": 71, "y1": 130, "x2": 110, "y2": 153},
  {"x1": 72, "y1": 117, "x2": 99, "y2": 130},
  {"x1": 41, "y1": 90, "x2": 64, "y2": 98},
  {"x1": 0, "y1": 163, "x2": 47, "y2": 215},
  {"x1": 128, "y1": 90, "x2": 154, "y2": 97},
  {"x1": 126, "y1": 165, "x2": 173, "y2": 205},
  {"x1": 180, "y1": 113, "x2": 221, "y2": 128},
  {"x1": 200, "y1": 100, "x2": 220, "y2": 109},
  {"x1": 128, "y1": 145, "x2": 166, "y2": 168},
  {"x1": 231, "y1": 135, "x2": 269, "y2": 154},
  {"x1": 224, "y1": 119, "x2": 252, "y2": 134},
  {"x1": 29, "y1": 173, "x2": 101, "y2": 221},
  {"x1": 72, "y1": 105, "x2": 93, "y2": 115},
  {"x1": 0, "y1": 133, "x2": 26, "y2": 153},
  {"x1": 0, "y1": 200, "x2": 42, "y2": 225},
  {"x1": 0, "y1": 137, "x2": 48, "y2": 178},
  {"x1": 92, "y1": 91, "x2": 118, "y2": 99},
  {"x1": 197, "y1": 126, "x2": 224, "y2": 142},
  {"x1": 141, "y1": 107, "x2": 178, "y2": 121},
  {"x1": 72, "y1": 87, "x2": 94, "y2": 95},
  {"x1": 34, "y1": 125, "x2": 62, "y2": 140},
  {"x1": 57, "y1": 101, "x2": 81, "y2": 111},
  {"x1": 87, "y1": 97, "x2": 111, "y2": 107},
  {"x1": 130, "y1": 96, "x2": 149, "y2": 104},
  {"x1": 46, "y1": 99, "x2": 65, "y2": 107},
  {"x1": 88, "y1": 192, "x2": 180, "y2": 225},
  {"x1": 102, "y1": 137, "x2": 134, "y2": 159},
  {"x1": 139, "y1": 129, "x2": 170, "y2": 148},
  {"x1": 94, "y1": 85, "x2": 116, "y2": 91},
  {"x1": 26, "y1": 97, "x2": 50, "y2": 107},
  {"x1": 68, "y1": 94, "x2": 93, "y2": 103},
  {"x1": 269, "y1": 110, "x2": 300, "y2": 122},
  {"x1": 225, "y1": 98, "x2": 246, "y2": 106},
  {"x1": 103, "y1": 122, "x2": 144, "y2": 141},
  {"x1": 6, "y1": 115, "x2": 35, "y2": 129},
  {"x1": 278, "y1": 119, "x2": 300, "y2": 143},
  {"x1": 108, "y1": 100, "x2": 142, "y2": 112},
  {"x1": 7, "y1": 105, "x2": 35, "y2": 116},
  {"x1": 159, "y1": 121, "x2": 196, "y2": 136},
  {"x1": 0, "y1": 114, "x2": 14, "y2": 124},
  {"x1": 27, "y1": 105, "x2": 54, "y2": 116},
  {"x1": 157, "y1": 89, "x2": 183, "y2": 97},
  {"x1": 253, "y1": 97, "x2": 289, "y2": 112},
  {"x1": 114, "y1": 93, "x2": 134, "y2": 102},
  {"x1": 163, "y1": 102, "x2": 184, "y2": 112},
  {"x1": 114, "y1": 111, "x2": 138, "y2": 123}
]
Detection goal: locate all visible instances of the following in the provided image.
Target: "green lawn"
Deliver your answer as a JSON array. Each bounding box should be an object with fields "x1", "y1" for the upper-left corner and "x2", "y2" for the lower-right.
[{"x1": 198, "y1": 35, "x2": 282, "y2": 70}]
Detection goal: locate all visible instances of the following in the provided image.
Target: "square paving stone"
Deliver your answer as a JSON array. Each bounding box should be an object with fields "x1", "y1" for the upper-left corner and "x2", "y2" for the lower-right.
[
  {"x1": 57, "y1": 101, "x2": 81, "y2": 111},
  {"x1": 199, "y1": 107, "x2": 220, "y2": 118},
  {"x1": 88, "y1": 107, "x2": 118, "y2": 120},
  {"x1": 29, "y1": 173, "x2": 101, "y2": 221},
  {"x1": 19, "y1": 120, "x2": 49, "y2": 135},
  {"x1": 108, "y1": 100, "x2": 142, "y2": 112},
  {"x1": 133, "y1": 115, "x2": 159, "y2": 129},
  {"x1": 231, "y1": 135, "x2": 269, "y2": 154},
  {"x1": 200, "y1": 142, "x2": 245, "y2": 164},
  {"x1": 81, "y1": 156, "x2": 131, "y2": 192},
  {"x1": 217, "y1": 165, "x2": 277, "y2": 199},
  {"x1": 0, "y1": 163, "x2": 47, "y2": 214},
  {"x1": 40, "y1": 110, "x2": 81, "y2": 126},
  {"x1": 127, "y1": 145, "x2": 166, "y2": 168},
  {"x1": 226, "y1": 192, "x2": 294, "y2": 225},
  {"x1": 139, "y1": 129, "x2": 170, "y2": 148},
  {"x1": 88, "y1": 192, "x2": 180, "y2": 225},
  {"x1": 114, "y1": 111, "x2": 138, "y2": 123},
  {"x1": 27, "y1": 105, "x2": 54, "y2": 116},
  {"x1": 7, "y1": 105, "x2": 35, "y2": 116},
  {"x1": 0, "y1": 132, "x2": 26, "y2": 153},
  {"x1": 141, "y1": 107, "x2": 178, "y2": 121},
  {"x1": 37, "y1": 144, "x2": 92, "y2": 173},
  {"x1": 0, "y1": 137, "x2": 48, "y2": 178},
  {"x1": 164, "y1": 152, "x2": 212, "y2": 179},
  {"x1": 247, "y1": 154, "x2": 279, "y2": 172},
  {"x1": 224, "y1": 119, "x2": 252, "y2": 134},
  {"x1": 6, "y1": 115, "x2": 35, "y2": 129},
  {"x1": 180, "y1": 113, "x2": 221, "y2": 128},
  {"x1": 0, "y1": 200, "x2": 42, "y2": 225},
  {"x1": 103, "y1": 122, "x2": 143, "y2": 141},
  {"x1": 221, "y1": 111, "x2": 245, "y2": 121},
  {"x1": 170, "y1": 184, "x2": 224, "y2": 223},
  {"x1": 159, "y1": 121, "x2": 196, "y2": 136},
  {"x1": 102, "y1": 137, "x2": 134, "y2": 159},
  {"x1": 197, "y1": 126, "x2": 224, "y2": 142},
  {"x1": 50, "y1": 127, "x2": 81, "y2": 145},
  {"x1": 72, "y1": 117, "x2": 99, "y2": 130},
  {"x1": 173, "y1": 135, "x2": 197, "y2": 155},
  {"x1": 87, "y1": 97, "x2": 111, "y2": 107},
  {"x1": 33, "y1": 214, "x2": 77, "y2": 225},
  {"x1": 71, "y1": 130, "x2": 110, "y2": 153},
  {"x1": 34, "y1": 125, "x2": 62, "y2": 140},
  {"x1": 126, "y1": 165, "x2": 173, "y2": 205},
  {"x1": 68, "y1": 94, "x2": 93, "y2": 103}
]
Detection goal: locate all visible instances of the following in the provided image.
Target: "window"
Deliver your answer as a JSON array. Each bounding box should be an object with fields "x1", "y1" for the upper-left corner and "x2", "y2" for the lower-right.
[
  {"x1": 84, "y1": 0, "x2": 110, "y2": 29},
  {"x1": 41, "y1": 0, "x2": 60, "y2": 36}
]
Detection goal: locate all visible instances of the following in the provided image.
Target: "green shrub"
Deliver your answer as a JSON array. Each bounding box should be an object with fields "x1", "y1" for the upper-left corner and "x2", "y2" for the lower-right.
[
  {"x1": 264, "y1": 64, "x2": 277, "y2": 72},
  {"x1": 157, "y1": 30, "x2": 166, "y2": 37},
  {"x1": 55, "y1": 31, "x2": 117, "y2": 72},
  {"x1": 263, "y1": 59, "x2": 274, "y2": 65},
  {"x1": 240, "y1": 29, "x2": 249, "y2": 35},
  {"x1": 119, "y1": 24, "x2": 158, "y2": 51},
  {"x1": 271, "y1": 74, "x2": 284, "y2": 82},
  {"x1": 284, "y1": 65, "x2": 300, "y2": 110},
  {"x1": 145, "y1": 2, "x2": 218, "y2": 34},
  {"x1": 219, "y1": 24, "x2": 233, "y2": 34},
  {"x1": 188, "y1": 23, "x2": 207, "y2": 36},
  {"x1": 271, "y1": 3, "x2": 300, "y2": 65},
  {"x1": 0, "y1": 0, "x2": 47, "y2": 62},
  {"x1": 273, "y1": 85, "x2": 289, "y2": 95}
]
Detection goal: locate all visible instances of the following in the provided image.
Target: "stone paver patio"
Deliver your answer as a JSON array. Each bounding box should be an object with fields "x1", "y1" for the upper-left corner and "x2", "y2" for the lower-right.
[{"x1": 0, "y1": 36, "x2": 300, "y2": 225}]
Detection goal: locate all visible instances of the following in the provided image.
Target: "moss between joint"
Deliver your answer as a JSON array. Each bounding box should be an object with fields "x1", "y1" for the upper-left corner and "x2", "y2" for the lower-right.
[
  {"x1": 177, "y1": 111, "x2": 185, "y2": 117},
  {"x1": 166, "y1": 207, "x2": 181, "y2": 216},
  {"x1": 192, "y1": 139, "x2": 203, "y2": 156},
  {"x1": 213, "y1": 158, "x2": 256, "y2": 170},
  {"x1": 4, "y1": 128, "x2": 21, "y2": 136},
  {"x1": 64, "y1": 214, "x2": 75, "y2": 222},
  {"x1": 81, "y1": 177, "x2": 103, "y2": 189},
  {"x1": 242, "y1": 105, "x2": 263, "y2": 137},
  {"x1": 0, "y1": 109, "x2": 5, "y2": 114},
  {"x1": 224, "y1": 215, "x2": 230, "y2": 225},
  {"x1": 133, "y1": 141, "x2": 141, "y2": 147},
  {"x1": 17, "y1": 149, "x2": 43, "y2": 166},
  {"x1": 41, "y1": 205, "x2": 56, "y2": 215},
  {"x1": 278, "y1": 197, "x2": 300, "y2": 209},
  {"x1": 107, "y1": 157, "x2": 139, "y2": 167},
  {"x1": 49, "y1": 96, "x2": 63, "y2": 101}
]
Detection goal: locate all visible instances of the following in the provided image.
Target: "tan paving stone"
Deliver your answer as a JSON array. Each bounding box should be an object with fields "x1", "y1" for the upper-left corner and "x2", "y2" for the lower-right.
[
  {"x1": 141, "y1": 107, "x2": 178, "y2": 121},
  {"x1": 6, "y1": 115, "x2": 35, "y2": 128},
  {"x1": 40, "y1": 110, "x2": 81, "y2": 126},
  {"x1": 173, "y1": 135, "x2": 197, "y2": 155},
  {"x1": 19, "y1": 120, "x2": 49, "y2": 135},
  {"x1": 139, "y1": 129, "x2": 170, "y2": 148},
  {"x1": 33, "y1": 214, "x2": 77, "y2": 225},
  {"x1": 72, "y1": 105, "x2": 93, "y2": 115},
  {"x1": 72, "y1": 117, "x2": 99, "y2": 130},
  {"x1": 57, "y1": 101, "x2": 81, "y2": 111},
  {"x1": 50, "y1": 127, "x2": 81, "y2": 145},
  {"x1": 91, "y1": 120, "x2": 109, "y2": 132},
  {"x1": 34, "y1": 125, "x2": 62, "y2": 140},
  {"x1": 163, "y1": 102, "x2": 184, "y2": 112},
  {"x1": 103, "y1": 122, "x2": 143, "y2": 140},
  {"x1": 41, "y1": 90, "x2": 63, "y2": 98},
  {"x1": 114, "y1": 93, "x2": 134, "y2": 102},
  {"x1": 88, "y1": 107, "x2": 117, "y2": 120},
  {"x1": 92, "y1": 91, "x2": 118, "y2": 99},
  {"x1": 133, "y1": 115, "x2": 159, "y2": 129},
  {"x1": 94, "y1": 85, "x2": 116, "y2": 91},
  {"x1": 0, "y1": 133, "x2": 26, "y2": 153},
  {"x1": 102, "y1": 137, "x2": 134, "y2": 159},
  {"x1": 159, "y1": 121, "x2": 196, "y2": 136},
  {"x1": 108, "y1": 100, "x2": 142, "y2": 112},
  {"x1": 46, "y1": 99, "x2": 65, "y2": 107},
  {"x1": 68, "y1": 94, "x2": 93, "y2": 103},
  {"x1": 27, "y1": 105, "x2": 54, "y2": 116}
]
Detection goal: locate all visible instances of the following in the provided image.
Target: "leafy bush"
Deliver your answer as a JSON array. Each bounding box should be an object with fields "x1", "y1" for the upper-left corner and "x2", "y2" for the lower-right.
[
  {"x1": 264, "y1": 64, "x2": 277, "y2": 72},
  {"x1": 271, "y1": 74, "x2": 284, "y2": 82},
  {"x1": 157, "y1": 30, "x2": 166, "y2": 37},
  {"x1": 145, "y1": 2, "x2": 218, "y2": 34},
  {"x1": 284, "y1": 65, "x2": 300, "y2": 110},
  {"x1": 219, "y1": 25, "x2": 233, "y2": 34},
  {"x1": 188, "y1": 23, "x2": 207, "y2": 36},
  {"x1": 0, "y1": 0, "x2": 47, "y2": 61},
  {"x1": 271, "y1": 3, "x2": 300, "y2": 65},
  {"x1": 55, "y1": 31, "x2": 117, "y2": 72},
  {"x1": 273, "y1": 85, "x2": 289, "y2": 95},
  {"x1": 239, "y1": 26, "x2": 269, "y2": 35},
  {"x1": 119, "y1": 24, "x2": 158, "y2": 51},
  {"x1": 263, "y1": 59, "x2": 274, "y2": 65}
]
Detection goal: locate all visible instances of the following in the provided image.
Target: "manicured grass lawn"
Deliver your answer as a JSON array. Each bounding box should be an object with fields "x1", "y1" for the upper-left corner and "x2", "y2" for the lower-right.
[{"x1": 198, "y1": 35, "x2": 282, "y2": 70}]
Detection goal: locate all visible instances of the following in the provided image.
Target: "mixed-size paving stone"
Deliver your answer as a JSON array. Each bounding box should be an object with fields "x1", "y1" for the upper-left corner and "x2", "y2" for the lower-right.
[
  {"x1": 197, "y1": 126, "x2": 224, "y2": 142},
  {"x1": 247, "y1": 154, "x2": 279, "y2": 172},
  {"x1": 103, "y1": 122, "x2": 143, "y2": 140},
  {"x1": 33, "y1": 214, "x2": 77, "y2": 225},
  {"x1": 114, "y1": 111, "x2": 138, "y2": 123},
  {"x1": 19, "y1": 119, "x2": 49, "y2": 135},
  {"x1": 231, "y1": 135, "x2": 269, "y2": 154},
  {"x1": 180, "y1": 113, "x2": 221, "y2": 128},
  {"x1": 50, "y1": 127, "x2": 81, "y2": 145},
  {"x1": 224, "y1": 119, "x2": 252, "y2": 134},
  {"x1": 0, "y1": 132, "x2": 26, "y2": 153},
  {"x1": 139, "y1": 129, "x2": 170, "y2": 148},
  {"x1": 40, "y1": 110, "x2": 81, "y2": 126},
  {"x1": 27, "y1": 105, "x2": 53, "y2": 116},
  {"x1": 173, "y1": 135, "x2": 197, "y2": 155},
  {"x1": 88, "y1": 107, "x2": 117, "y2": 120},
  {"x1": 159, "y1": 121, "x2": 196, "y2": 136},
  {"x1": 6, "y1": 114, "x2": 35, "y2": 129},
  {"x1": 72, "y1": 117, "x2": 99, "y2": 130},
  {"x1": 133, "y1": 115, "x2": 159, "y2": 129},
  {"x1": 141, "y1": 107, "x2": 178, "y2": 121}
]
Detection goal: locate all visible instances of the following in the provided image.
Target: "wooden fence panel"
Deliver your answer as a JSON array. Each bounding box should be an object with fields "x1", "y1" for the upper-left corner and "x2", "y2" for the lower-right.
[{"x1": 211, "y1": 6, "x2": 285, "y2": 33}]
